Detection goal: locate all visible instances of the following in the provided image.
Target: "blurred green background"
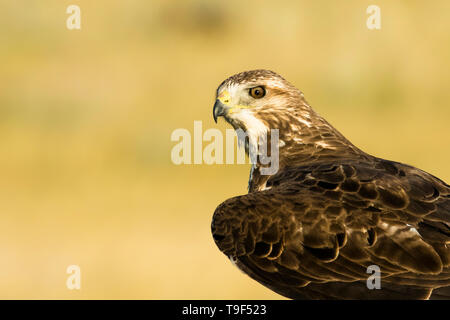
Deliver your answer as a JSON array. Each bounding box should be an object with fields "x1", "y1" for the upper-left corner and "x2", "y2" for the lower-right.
[{"x1": 0, "y1": 0, "x2": 449, "y2": 299}]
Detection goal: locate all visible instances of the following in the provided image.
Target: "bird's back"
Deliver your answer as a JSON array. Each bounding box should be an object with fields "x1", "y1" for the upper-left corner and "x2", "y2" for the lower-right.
[{"x1": 212, "y1": 157, "x2": 450, "y2": 299}]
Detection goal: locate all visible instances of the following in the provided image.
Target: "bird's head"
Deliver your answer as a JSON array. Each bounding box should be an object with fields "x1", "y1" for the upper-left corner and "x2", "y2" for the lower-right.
[
  {"x1": 213, "y1": 69, "x2": 305, "y2": 132},
  {"x1": 212, "y1": 70, "x2": 364, "y2": 169}
]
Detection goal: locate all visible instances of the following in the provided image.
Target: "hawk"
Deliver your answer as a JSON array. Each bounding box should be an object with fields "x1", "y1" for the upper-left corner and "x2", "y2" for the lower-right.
[{"x1": 211, "y1": 69, "x2": 450, "y2": 299}]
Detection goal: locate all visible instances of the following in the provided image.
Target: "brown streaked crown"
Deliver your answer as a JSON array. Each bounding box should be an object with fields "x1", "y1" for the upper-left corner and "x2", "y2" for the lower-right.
[{"x1": 217, "y1": 69, "x2": 294, "y2": 91}]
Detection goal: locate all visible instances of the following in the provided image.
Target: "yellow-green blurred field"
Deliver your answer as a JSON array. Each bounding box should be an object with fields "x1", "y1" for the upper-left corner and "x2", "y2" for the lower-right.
[{"x1": 0, "y1": 1, "x2": 449, "y2": 299}]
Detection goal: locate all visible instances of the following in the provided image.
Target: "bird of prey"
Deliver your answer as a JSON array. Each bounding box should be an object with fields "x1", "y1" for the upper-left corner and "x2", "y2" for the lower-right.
[{"x1": 211, "y1": 69, "x2": 450, "y2": 299}]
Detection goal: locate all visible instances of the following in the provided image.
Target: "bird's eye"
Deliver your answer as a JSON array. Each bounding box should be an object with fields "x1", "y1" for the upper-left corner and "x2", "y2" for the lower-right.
[{"x1": 249, "y1": 86, "x2": 266, "y2": 99}]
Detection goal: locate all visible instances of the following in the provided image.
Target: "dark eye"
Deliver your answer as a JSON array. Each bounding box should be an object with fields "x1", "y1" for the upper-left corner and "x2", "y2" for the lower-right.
[{"x1": 249, "y1": 86, "x2": 266, "y2": 99}]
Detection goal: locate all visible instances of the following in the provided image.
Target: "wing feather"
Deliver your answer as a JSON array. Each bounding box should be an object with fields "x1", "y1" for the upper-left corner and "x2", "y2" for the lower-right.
[{"x1": 212, "y1": 160, "x2": 450, "y2": 299}]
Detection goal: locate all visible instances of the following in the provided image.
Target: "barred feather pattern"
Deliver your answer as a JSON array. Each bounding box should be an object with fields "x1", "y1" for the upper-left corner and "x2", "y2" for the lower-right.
[{"x1": 212, "y1": 70, "x2": 450, "y2": 299}]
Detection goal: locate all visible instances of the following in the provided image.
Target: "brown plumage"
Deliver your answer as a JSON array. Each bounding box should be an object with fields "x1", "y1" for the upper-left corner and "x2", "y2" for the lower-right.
[{"x1": 211, "y1": 69, "x2": 450, "y2": 299}]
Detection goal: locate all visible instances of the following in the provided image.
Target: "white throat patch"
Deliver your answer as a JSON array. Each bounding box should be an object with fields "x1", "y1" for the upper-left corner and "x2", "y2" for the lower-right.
[{"x1": 231, "y1": 109, "x2": 269, "y2": 152}]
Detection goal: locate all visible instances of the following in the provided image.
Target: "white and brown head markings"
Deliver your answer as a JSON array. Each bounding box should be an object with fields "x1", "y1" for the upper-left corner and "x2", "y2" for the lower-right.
[
  {"x1": 213, "y1": 69, "x2": 366, "y2": 191},
  {"x1": 211, "y1": 69, "x2": 450, "y2": 299}
]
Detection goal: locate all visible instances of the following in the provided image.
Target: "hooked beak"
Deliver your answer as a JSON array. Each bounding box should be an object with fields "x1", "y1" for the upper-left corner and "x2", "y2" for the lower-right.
[{"x1": 213, "y1": 99, "x2": 227, "y2": 123}]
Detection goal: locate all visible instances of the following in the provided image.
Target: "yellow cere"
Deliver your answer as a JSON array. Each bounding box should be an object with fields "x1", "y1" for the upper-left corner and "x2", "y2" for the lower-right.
[
  {"x1": 218, "y1": 91, "x2": 231, "y2": 104},
  {"x1": 217, "y1": 91, "x2": 253, "y2": 114}
]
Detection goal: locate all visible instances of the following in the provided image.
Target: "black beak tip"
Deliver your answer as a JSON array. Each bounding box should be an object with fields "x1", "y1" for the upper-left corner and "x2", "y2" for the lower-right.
[{"x1": 213, "y1": 99, "x2": 222, "y2": 124}]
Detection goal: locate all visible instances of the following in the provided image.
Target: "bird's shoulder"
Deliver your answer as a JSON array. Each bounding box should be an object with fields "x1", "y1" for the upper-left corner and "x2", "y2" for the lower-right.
[{"x1": 265, "y1": 158, "x2": 450, "y2": 215}]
